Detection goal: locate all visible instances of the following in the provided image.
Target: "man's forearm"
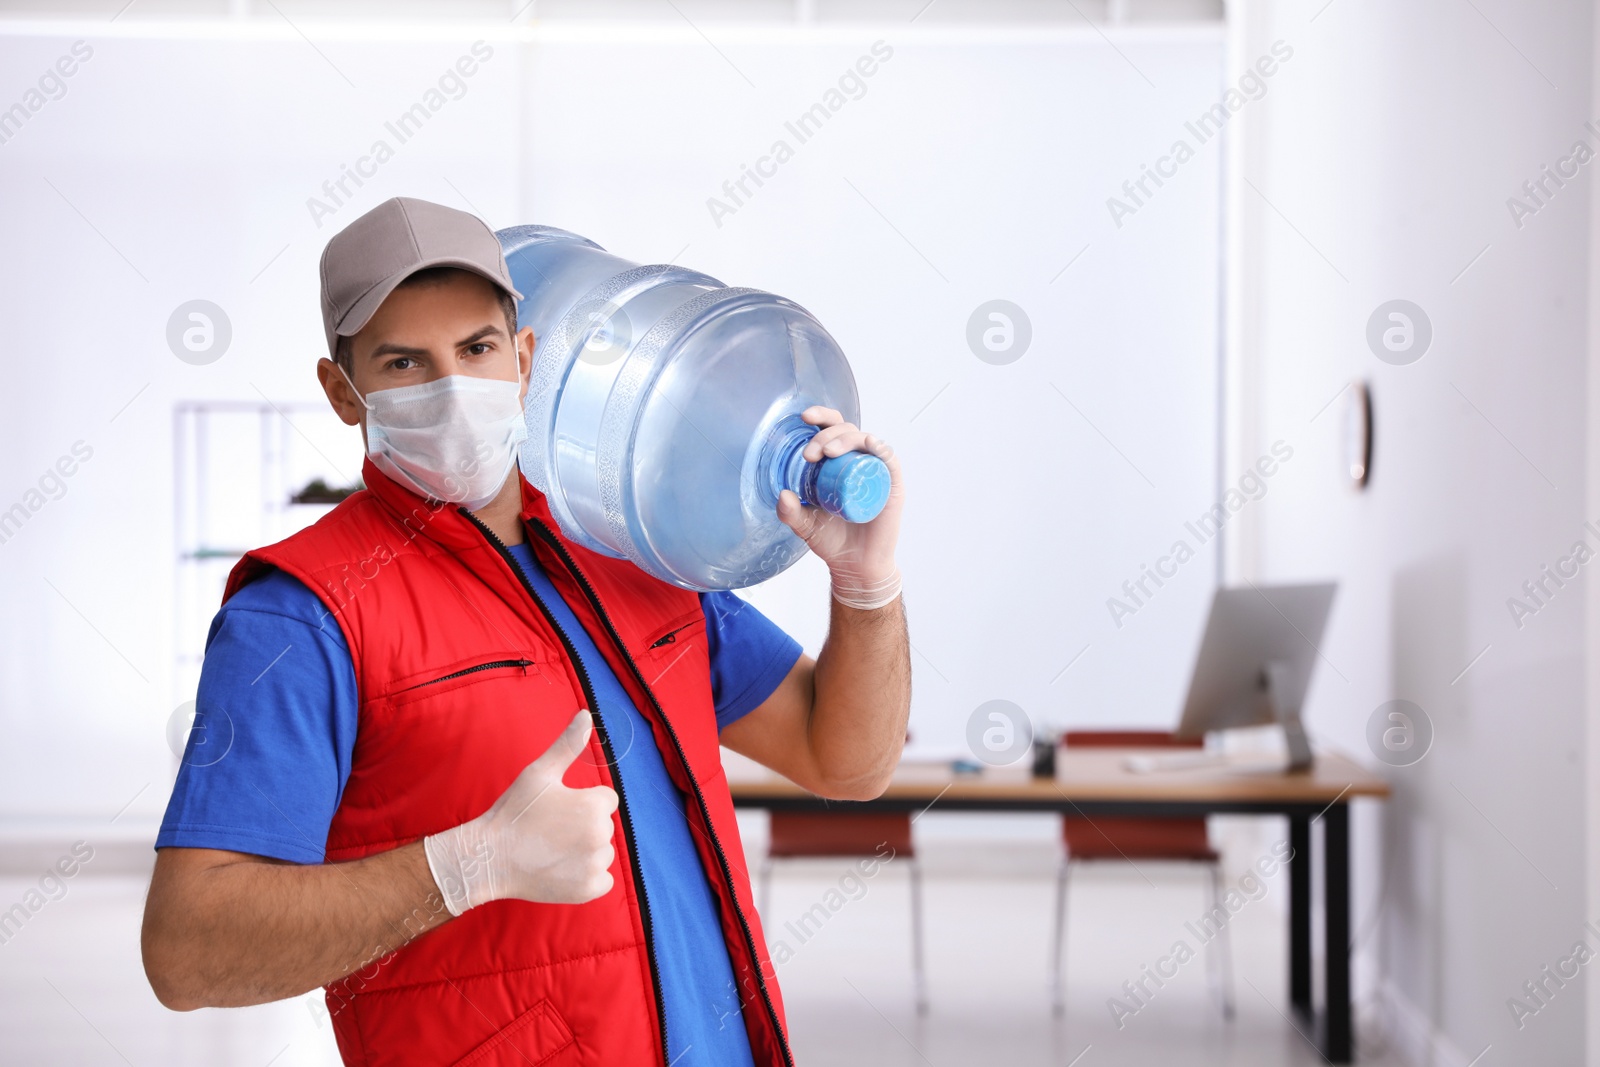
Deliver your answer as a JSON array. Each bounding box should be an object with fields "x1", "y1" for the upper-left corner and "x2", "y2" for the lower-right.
[
  {"x1": 808, "y1": 594, "x2": 912, "y2": 797},
  {"x1": 143, "y1": 841, "x2": 450, "y2": 1011}
]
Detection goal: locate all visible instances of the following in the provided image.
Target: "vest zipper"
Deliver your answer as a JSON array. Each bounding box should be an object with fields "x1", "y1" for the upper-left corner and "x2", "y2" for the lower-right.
[
  {"x1": 399, "y1": 658, "x2": 534, "y2": 692},
  {"x1": 525, "y1": 518, "x2": 797, "y2": 1067},
  {"x1": 648, "y1": 622, "x2": 696, "y2": 649},
  {"x1": 455, "y1": 508, "x2": 673, "y2": 1065}
]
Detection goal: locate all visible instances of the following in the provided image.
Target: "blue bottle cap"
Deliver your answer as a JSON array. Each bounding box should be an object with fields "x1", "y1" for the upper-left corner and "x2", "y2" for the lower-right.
[{"x1": 814, "y1": 452, "x2": 891, "y2": 523}]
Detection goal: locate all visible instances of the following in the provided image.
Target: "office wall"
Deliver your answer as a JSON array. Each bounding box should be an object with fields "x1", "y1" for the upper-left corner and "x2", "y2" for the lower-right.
[
  {"x1": 0, "y1": 23, "x2": 1225, "y2": 833},
  {"x1": 1229, "y1": 0, "x2": 1594, "y2": 1061}
]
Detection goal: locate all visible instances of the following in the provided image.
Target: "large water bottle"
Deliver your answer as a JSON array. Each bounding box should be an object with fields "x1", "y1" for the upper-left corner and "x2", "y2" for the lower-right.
[{"x1": 496, "y1": 225, "x2": 891, "y2": 592}]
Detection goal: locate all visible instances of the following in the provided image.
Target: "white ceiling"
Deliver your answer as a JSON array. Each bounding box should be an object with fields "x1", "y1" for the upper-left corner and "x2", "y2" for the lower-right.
[{"x1": 0, "y1": 0, "x2": 1223, "y2": 26}]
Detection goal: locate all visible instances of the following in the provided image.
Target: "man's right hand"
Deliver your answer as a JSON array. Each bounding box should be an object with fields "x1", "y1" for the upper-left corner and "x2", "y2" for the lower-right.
[{"x1": 424, "y1": 709, "x2": 619, "y2": 914}]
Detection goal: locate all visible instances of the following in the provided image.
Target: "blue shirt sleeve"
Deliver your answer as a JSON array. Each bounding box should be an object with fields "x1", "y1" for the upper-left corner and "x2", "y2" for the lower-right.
[
  {"x1": 155, "y1": 568, "x2": 358, "y2": 864},
  {"x1": 700, "y1": 591, "x2": 804, "y2": 731}
]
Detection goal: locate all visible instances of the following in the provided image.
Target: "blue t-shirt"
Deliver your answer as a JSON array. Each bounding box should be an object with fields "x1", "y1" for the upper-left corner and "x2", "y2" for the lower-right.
[{"x1": 157, "y1": 543, "x2": 802, "y2": 1067}]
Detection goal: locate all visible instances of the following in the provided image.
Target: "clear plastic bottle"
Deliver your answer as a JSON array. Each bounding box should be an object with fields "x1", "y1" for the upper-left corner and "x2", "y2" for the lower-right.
[{"x1": 497, "y1": 225, "x2": 890, "y2": 591}]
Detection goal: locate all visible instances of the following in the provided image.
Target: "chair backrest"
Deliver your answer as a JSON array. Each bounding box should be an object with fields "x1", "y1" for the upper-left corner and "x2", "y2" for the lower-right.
[
  {"x1": 768, "y1": 811, "x2": 914, "y2": 859},
  {"x1": 1062, "y1": 729, "x2": 1202, "y2": 749},
  {"x1": 1059, "y1": 729, "x2": 1212, "y2": 861}
]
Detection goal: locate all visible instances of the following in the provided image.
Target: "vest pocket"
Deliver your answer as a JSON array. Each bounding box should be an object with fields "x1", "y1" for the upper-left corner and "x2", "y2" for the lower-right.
[
  {"x1": 447, "y1": 997, "x2": 577, "y2": 1067},
  {"x1": 381, "y1": 653, "x2": 544, "y2": 704},
  {"x1": 641, "y1": 609, "x2": 705, "y2": 655},
  {"x1": 398, "y1": 658, "x2": 536, "y2": 692}
]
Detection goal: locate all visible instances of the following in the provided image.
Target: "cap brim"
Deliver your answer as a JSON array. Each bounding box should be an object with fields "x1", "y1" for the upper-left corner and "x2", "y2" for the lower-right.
[{"x1": 335, "y1": 256, "x2": 525, "y2": 342}]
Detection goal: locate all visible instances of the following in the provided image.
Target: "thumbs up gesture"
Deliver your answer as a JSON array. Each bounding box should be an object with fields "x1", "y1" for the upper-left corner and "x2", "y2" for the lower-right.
[{"x1": 423, "y1": 710, "x2": 620, "y2": 915}]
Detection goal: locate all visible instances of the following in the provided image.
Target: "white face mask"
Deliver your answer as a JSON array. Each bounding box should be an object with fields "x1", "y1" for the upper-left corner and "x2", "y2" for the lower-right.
[{"x1": 339, "y1": 356, "x2": 529, "y2": 512}]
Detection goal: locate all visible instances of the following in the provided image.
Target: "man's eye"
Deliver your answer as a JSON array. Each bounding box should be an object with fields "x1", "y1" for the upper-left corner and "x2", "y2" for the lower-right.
[
  {"x1": 389, "y1": 357, "x2": 415, "y2": 371},
  {"x1": 467, "y1": 343, "x2": 492, "y2": 356}
]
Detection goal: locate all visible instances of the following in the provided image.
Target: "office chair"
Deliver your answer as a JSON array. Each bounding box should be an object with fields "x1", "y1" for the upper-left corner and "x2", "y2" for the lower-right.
[
  {"x1": 1050, "y1": 730, "x2": 1236, "y2": 1019},
  {"x1": 758, "y1": 811, "x2": 927, "y2": 1014}
]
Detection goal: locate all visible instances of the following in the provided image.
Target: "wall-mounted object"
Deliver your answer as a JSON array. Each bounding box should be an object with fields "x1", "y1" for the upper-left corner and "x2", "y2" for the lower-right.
[{"x1": 1342, "y1": 380, "x2": 1373, "y2": 490}]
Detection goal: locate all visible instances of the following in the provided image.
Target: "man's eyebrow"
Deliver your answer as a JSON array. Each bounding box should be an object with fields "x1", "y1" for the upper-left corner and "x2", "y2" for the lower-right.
[
  {"x1": 367, "y1": 324, "x2": 505, "y2": 360},
  {"x1": 455, "y1": 324, "x2": 504, "y2": 346}
]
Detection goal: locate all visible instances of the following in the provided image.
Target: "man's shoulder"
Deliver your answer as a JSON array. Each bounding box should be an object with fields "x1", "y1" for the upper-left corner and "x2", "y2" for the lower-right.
[
  {"x1": 224, "y1": 489, "x2": 446, "y2": 607},
  {"x1": 220, "y1": 565, "x2": 347, "y2": 645},
  {"x1": 257, "y1": 489, "x2": 387, "y2": 561}
]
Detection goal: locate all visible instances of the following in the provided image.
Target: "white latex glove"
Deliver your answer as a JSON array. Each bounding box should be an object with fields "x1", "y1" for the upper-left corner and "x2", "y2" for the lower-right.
[
  {"x1": 424, "y1": 710, "x2": 619, "y2": 915},
  {"x1": 775, "y1": 405, "x2": 905, "y2": 610}
]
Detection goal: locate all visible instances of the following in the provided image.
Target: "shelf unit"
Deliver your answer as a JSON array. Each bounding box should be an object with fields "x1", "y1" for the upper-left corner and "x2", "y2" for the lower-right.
[{"x1": 171, "y1": 401, "x2": 364, "y2": 704}]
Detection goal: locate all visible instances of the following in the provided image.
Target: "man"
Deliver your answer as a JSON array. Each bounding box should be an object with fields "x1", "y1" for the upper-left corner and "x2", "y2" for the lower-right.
[{"x1": 140, "y1": 197, "x2": 910, "y2": 1067}]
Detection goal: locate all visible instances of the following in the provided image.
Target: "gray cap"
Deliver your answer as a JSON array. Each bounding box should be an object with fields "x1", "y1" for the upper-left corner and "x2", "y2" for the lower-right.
[{"x1": 318, "y1": 196, "x2": 523, "y2": 358}]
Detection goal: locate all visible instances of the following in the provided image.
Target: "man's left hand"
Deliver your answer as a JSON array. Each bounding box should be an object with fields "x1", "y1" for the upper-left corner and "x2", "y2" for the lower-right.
[{"x1": 775, "y1": 405, "x2": 904, "y2": 609}]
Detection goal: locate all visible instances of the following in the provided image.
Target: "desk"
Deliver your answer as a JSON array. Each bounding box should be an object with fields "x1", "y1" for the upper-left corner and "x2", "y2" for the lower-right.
[{"x1": 727, "y1": 747, "x2": 1390, "y2": 1063}]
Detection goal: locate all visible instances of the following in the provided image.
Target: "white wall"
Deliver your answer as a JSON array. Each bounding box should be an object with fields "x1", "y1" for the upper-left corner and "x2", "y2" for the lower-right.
[{"x1": 1229, "y1": 0, "x2": 1594, "y2": 1061}]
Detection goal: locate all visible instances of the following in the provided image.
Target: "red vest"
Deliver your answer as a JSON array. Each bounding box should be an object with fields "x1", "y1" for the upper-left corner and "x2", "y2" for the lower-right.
[{"x1": 223, "y1": 457, "x2": 793, "y2": 1067}]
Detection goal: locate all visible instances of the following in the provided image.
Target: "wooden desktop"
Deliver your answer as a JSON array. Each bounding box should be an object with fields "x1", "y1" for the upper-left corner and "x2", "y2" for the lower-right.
[{"x1": 726, "y1": 746, "x2": 1390, "y2": 1063}]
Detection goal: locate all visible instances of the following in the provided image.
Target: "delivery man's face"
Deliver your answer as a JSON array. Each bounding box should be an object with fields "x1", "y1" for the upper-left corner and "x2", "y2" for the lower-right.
[{"x1": 320, "y1": 270, "x2": 534, "y2": 437}]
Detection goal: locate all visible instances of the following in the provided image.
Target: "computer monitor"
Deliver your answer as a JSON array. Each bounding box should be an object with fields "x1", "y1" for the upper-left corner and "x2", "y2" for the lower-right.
[{"x1": 1171, "y1": 582, "x2": 1338, "y2": 770}]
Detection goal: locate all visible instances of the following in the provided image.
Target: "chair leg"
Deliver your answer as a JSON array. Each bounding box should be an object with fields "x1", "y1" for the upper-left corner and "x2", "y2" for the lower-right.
[
  {"x1": 758, "y1": 856, "x2": 774, "y2": 921},
  {"x1": 1205, "y1": 860, "x2": 1237, "y2": 1020},
  {"x1": 1202, "y1": 867, "x2": 1221, "y2": 1002},
  {"x1": 1050, "y1": 859, "x2": 1071, "y2": 1016},
  {"x1": 910, "y1": 857, "x2": 929, "y2": 1015}
]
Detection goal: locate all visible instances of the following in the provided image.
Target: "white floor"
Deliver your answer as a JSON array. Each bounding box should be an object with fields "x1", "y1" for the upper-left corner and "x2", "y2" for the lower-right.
[{"x1": 0, "y1": 838, "x2": 1404, "y2": 1066}]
